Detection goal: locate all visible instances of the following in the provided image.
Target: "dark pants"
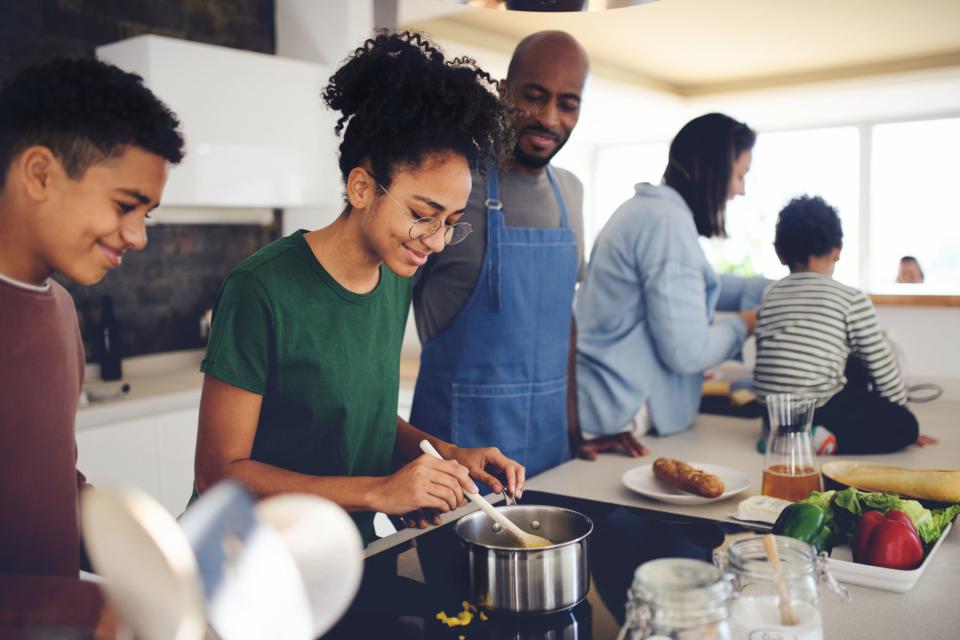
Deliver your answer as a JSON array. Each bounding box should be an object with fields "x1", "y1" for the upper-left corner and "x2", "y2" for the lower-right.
[{"x1": 813, "y1": 359, "x2": 919, "y2": 455}]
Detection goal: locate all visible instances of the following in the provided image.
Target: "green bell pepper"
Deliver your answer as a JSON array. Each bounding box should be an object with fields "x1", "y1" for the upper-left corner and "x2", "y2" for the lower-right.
[{"x1": 772, "y1": 502, "x2": 832, "y2": 553}]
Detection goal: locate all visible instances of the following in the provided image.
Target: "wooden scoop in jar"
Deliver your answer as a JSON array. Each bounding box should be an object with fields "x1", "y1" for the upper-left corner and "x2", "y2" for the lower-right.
[
  {"x1": 763, "y1": 533, "x2": 798, "y2": 626},
  {"x1": 419, "y1": 440, "x2": 552, "y2": 548}
]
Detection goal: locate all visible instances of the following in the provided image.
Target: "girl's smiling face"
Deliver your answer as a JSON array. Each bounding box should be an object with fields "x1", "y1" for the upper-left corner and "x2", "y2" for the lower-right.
[{"x1": 362, "y1": 153, "x2": 472, "y2": 278}]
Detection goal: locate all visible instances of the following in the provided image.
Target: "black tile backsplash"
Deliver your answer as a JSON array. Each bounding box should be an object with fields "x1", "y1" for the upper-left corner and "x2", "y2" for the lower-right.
[
  {"x1": 3, "y1": 0, "x2": 280, "y2": 360},
  {"x1": 0, "y1": 0, "x2": 275, "y2": 86},
  {"x1": 57, "y1": 222, "x2": 281, "y2": 360}
]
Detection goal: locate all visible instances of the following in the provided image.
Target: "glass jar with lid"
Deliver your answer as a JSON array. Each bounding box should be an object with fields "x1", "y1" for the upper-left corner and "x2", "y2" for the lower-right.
[
  {"x1": 717, "y1": 535, "x2": 849, "y2": 640},
  {"x1": 620, "y1": 558, "x2": 734, "y2": 640}
]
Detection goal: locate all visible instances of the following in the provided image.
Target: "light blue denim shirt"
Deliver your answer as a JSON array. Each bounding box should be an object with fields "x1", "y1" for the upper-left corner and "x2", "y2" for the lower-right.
[{"x1": 575, "y1": 183, "x2": 767, "y2": 436}]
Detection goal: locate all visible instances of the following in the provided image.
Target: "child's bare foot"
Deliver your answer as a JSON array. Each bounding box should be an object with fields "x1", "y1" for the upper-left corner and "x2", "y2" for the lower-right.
[{"x1": 915, "y1": 434, "x2": 939, "y2": 446}]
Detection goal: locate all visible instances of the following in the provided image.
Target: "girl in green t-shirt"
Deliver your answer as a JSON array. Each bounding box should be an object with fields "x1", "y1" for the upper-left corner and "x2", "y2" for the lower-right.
[{"x1": 194, "y1": 31, "x2": 523, "y2": 543}]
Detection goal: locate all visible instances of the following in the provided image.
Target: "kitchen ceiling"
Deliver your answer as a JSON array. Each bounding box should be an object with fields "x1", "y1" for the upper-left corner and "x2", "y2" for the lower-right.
[{"x1": 405, "y1": 0, "x2": 960, "y2": 95}]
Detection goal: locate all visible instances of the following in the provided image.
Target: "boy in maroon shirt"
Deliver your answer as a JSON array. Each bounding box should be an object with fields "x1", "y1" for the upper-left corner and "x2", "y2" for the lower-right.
[{"x1": 0, "y1": 58, "x2": 184, "y2": 637}]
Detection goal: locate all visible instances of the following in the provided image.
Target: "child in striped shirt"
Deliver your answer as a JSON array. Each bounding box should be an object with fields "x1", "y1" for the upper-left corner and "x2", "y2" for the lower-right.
[{"x1": 754, "y1": 195, "x2": 921, "y2": 454}]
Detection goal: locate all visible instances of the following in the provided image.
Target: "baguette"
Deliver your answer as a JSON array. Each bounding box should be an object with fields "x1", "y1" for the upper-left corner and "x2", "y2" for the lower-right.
[
  {"x1": 823, "y1": 461, "x2": 960, "y2": 503},
  {"x1": 653, "y1": 458, "x2": 725, "y2": 498}
]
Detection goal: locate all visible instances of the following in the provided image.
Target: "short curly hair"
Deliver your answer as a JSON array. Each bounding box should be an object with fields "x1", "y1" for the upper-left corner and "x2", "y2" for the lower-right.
[
  {"x1": 322, "y1": 30, "x2": 510, "y2": 205},
  {"x1": 0, "y1": 57, "x2": 184, "y2": 186},
  {"x1": 774, "y1": 195, "x2": 844, "y2": 270}
]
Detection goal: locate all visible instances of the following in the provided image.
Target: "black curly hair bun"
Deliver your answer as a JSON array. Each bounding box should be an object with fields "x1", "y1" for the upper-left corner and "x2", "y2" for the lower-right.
[{"x1": 323, "y1": 30, "x2": 510, "y2": 191}]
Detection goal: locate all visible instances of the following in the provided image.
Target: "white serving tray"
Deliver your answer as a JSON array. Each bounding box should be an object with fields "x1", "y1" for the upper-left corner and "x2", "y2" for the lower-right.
[{"x1": 825, "y1": 522, "x2": 952, "y2": 593}]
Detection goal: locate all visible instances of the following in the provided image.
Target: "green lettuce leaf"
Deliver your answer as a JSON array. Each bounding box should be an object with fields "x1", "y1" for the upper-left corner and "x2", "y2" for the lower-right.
[
  {"x1": 930, "y1": 505, "x2": 960, "y2": 538},
  {"x1": 826, "y1": 488, "x2": 959, "y2": 546},
  {"x1": 889, "y1": 498, "x2": 937, "y2": 544}
]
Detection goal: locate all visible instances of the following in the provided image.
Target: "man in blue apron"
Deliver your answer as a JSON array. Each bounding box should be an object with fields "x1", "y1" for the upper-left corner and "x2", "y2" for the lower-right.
[{"x1": 410, "y1": 31, "x2": 644, "y2": 494}]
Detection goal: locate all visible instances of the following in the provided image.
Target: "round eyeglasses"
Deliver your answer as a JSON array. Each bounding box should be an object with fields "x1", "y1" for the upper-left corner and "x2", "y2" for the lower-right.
[{"x1": 377, "y1": 182, "x2": 473, "y2": 246}]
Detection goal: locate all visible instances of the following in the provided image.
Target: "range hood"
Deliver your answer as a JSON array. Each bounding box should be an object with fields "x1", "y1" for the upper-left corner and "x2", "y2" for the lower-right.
[{"x1": 96, "y1": 35, "x2": 341, "y2": 222}]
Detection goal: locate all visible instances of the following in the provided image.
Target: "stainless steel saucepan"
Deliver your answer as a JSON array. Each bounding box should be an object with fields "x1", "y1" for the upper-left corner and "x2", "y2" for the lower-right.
[{"x1": 454, "y1": 505, "x2": 593, "y2": 614}]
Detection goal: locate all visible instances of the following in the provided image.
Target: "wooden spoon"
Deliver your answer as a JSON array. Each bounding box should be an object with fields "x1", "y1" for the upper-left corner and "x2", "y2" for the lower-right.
[
  {"x1": 763, "y1": 533, "x2": 797, "y2": 626},
  {"x1": 419, "y1": 440, "x2": 552, "y2": 548}
]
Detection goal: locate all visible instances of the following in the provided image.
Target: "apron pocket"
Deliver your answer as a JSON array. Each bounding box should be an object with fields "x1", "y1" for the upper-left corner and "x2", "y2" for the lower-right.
[{"x1": 450, "y1": 378, "x2": 567, "y2": 464}]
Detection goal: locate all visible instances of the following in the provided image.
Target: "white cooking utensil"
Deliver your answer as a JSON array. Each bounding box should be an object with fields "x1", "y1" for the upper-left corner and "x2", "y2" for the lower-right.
[{"x1": 419, "y1": 439, "x2": 551, "y2": 548}]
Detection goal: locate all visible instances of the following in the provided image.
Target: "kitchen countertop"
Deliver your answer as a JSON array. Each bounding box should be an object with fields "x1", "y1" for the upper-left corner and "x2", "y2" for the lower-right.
[
  {"x1": 365, "y1": 398, "x2": 960, "y2": 639},
  {"x1": 77, "y1": 349, "x2": 958, "y2": 636},
  {"x1": 77, "y1": 350, "x2": 205, "y2": 430},
  {"x1": 523, "y1": 400, "x2": 960, "y2": 639}
]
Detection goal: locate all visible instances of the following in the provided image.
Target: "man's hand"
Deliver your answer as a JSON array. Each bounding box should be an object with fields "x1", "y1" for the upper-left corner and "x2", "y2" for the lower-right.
[{"x1": 575, "y1": 432, "x2": 649, "y2": 460}]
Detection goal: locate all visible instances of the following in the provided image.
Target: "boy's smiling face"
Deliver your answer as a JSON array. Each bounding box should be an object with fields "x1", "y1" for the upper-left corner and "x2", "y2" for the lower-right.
[{"x1": 31, "y1": 145, "x2": 168, "y2": 285}]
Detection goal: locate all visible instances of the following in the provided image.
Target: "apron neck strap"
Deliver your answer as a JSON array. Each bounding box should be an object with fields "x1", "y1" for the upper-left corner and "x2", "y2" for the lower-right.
[
  {"x1": 483, "y1": 164, "x2": 569, "y2": 314},
  {"x1": 485, "y1": 167, "x2": 503, "y2": 313}
]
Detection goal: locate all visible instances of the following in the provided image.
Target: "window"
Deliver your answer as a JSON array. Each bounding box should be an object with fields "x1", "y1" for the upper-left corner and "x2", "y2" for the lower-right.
[
  {"x1": 715, "y1": 126, "x2": 860, "y2": 285},
  {"x1": 591, "y1": 141, "x2": 668, "y2": 248},
  {"x1": 870, "y1": 117, "x2": 960, "y2": 291},
  {"x1": 588, "y1": 118, "x2": 959, "y2": 297}
]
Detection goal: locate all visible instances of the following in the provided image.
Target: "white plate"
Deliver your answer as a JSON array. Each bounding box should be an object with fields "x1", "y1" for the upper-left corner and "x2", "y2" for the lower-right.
[
  {"x1": 826, "y1": 522, "x2": 952, "y2": 593},
  {"x1": 622, "y1": 462, "x2": 751, "y2": 505}
]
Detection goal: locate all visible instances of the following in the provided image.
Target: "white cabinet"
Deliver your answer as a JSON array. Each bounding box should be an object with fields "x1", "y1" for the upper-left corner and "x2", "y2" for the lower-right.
[
  {"x1": 156, "y1": 407, "x2": 201, "y2": 516},
  {"x1": 77, "y1": 406, "x2": 199, "y2": 517},
  {"x1": 76, "y1": 413, "x2": 161, "y2": 502}
]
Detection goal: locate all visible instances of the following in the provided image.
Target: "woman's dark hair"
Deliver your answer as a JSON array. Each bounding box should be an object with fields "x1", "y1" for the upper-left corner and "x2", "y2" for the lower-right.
[
  {"x1": 0, "y1": 57, "x2": 184, "y2": 185},
  {"x1": 774, "y1": 195, "x2": 843, "y2": 270},
  {"x1": 323, "y1": 30, "x2": 510, "y2": 206},
  {"x1": 662, "y1": 113, "x2": 756, "y2": 238}
]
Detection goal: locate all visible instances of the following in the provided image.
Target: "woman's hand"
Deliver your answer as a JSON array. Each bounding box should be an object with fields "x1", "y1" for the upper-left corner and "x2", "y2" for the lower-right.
[
  {"x1": 372, "y1": 454, "x2": 477, "y2": 516},
  {"x1": 445, "y1": 445, "x2": 526, "y2": 500},
  {"x1": 738, "y1": 309, "x2": 758, "y2": 335}
]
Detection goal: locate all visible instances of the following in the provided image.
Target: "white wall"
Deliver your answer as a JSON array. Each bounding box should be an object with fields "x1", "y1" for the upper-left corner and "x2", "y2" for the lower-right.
[
  {"x1": 688, "y1": 67, "x2": 960, "y2": 132},
  {"x1": 877, "y1": 306, "x2": 960, "y2": 382},
  {"x1": 275, "y1": 0, "x2": 378, "y2": 234}
]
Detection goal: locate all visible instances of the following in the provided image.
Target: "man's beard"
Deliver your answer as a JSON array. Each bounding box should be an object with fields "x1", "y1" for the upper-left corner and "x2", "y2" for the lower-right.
[
  {"x1": 513, "y1": 144, "x2": 553, "y2": 169},
  {"x1": 512, "y1": 126, "x2": 567, "y2": 169}
]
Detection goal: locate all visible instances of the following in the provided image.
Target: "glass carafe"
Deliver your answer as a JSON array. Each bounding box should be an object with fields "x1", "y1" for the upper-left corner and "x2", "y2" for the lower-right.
[{"x1": 762, "y1": 394, "x2": 821, "y2": 502}]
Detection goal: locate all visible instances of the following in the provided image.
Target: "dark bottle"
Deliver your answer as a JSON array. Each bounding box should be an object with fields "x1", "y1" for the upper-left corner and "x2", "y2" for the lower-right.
[{"x1": 95, "y1": 295, "x2": 123, "y2": 381}]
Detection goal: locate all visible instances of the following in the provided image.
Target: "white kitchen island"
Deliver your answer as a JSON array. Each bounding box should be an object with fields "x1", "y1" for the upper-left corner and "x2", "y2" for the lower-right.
[
  {"x1": 523, "y1": 400, "x2": 960, "y2": 639},
  {"x1": 366, "y1": 397, "x2": 960, "y2": 639}
]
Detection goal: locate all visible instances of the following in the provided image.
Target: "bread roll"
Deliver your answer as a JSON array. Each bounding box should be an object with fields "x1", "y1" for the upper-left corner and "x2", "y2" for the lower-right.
[
  {"x1": 823, "y1": 461, "x2": 960, "y2": 503},
  {"x1": 653, "y1": 458, "x2": 725, "y2": 498}
]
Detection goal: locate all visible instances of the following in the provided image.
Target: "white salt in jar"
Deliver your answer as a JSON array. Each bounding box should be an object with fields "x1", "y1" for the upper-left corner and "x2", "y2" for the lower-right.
[{"x1": 719, "y1": 536, "x2": 848, "y2": 640}]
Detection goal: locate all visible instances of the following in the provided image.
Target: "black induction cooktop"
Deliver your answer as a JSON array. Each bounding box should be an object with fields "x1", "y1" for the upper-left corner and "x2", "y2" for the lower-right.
[{"x1": 323, "y1": 490, "x2": 746, "y2": 640}]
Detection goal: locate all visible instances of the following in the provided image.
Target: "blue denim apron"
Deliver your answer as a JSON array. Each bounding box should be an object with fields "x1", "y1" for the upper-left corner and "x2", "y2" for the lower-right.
[{"x1": 410, "y1": 167, "x2": 577, "y2": 476}]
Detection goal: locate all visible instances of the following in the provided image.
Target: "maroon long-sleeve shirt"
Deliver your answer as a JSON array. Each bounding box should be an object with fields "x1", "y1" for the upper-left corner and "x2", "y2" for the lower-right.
[{"x1": 0, "y1": 276, "x2": 103, "y2": 631}]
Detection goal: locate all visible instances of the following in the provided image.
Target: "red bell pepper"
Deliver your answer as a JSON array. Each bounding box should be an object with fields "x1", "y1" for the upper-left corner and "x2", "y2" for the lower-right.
[{"x1": 852, "y1": 509, "x2": 924, "y2": 570}]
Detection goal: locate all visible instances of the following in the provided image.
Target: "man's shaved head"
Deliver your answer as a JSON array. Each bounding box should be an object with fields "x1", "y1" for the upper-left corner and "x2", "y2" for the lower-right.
[{"x1": 506, "y1": 31, "x2": 589, "y2": 84}]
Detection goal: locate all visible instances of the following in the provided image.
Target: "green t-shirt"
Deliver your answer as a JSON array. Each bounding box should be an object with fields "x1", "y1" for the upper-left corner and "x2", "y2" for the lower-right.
[{"x1": 200, "y1": 230, "x2": 411, "y2": 544}]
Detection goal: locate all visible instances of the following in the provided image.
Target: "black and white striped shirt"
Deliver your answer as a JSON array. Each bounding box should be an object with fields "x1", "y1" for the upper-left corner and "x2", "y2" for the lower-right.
[{"x1": 754, "y1": 272, "x2": 907, "y2": 406}]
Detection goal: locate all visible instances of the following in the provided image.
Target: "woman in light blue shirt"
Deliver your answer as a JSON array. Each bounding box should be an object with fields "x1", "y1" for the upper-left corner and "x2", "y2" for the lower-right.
[{"x1": 575, "y1": 113, "x2": 767, "y2": 442}]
